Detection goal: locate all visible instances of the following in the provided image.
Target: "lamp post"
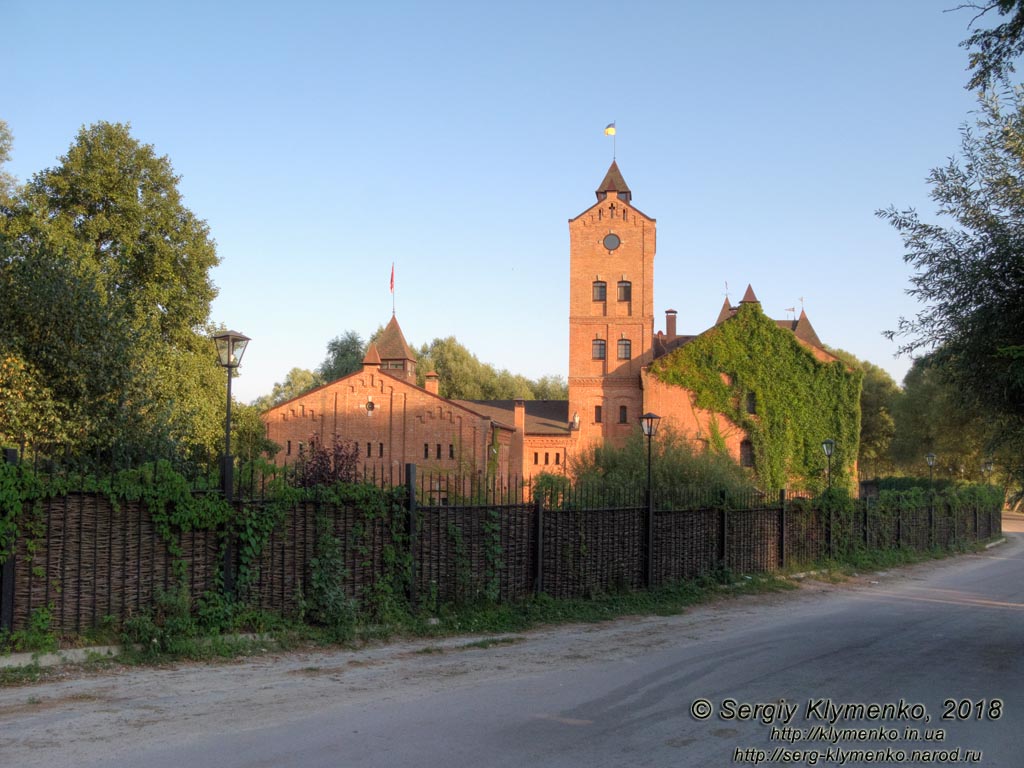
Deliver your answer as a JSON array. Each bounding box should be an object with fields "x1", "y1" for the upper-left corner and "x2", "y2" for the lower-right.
[
  {"x1": 213, "y1": 330, "x2": 249, "y2": 596},
  {"x1": 639, "y1": 412, "x2": 661, "y2": 588},
  {"x1": 821, "y1": 439, "x2": 835, "y2": 490},
  {"x1": 213, "y1": 330, "x2": 250, "y2": 500},
  {"x1": 925, "y1": 452, "x2": 936, "y2": 546}
]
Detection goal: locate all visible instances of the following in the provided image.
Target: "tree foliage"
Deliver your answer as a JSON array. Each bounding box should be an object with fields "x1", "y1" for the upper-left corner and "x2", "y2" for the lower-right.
[
  {"x1": 890, "y1": 356, "x2": 993, "y2": 481},
  {"x1": 877, "y1": 90, "x2": 1024, "y2": 454},
  {"x1": 571, "y1": 425, "x2": 755, "y2": 503},
  {"x1": 827, "y1": 348, "x2": 901, "y2": 478},
  {"x1": 962, "y1": 0, "x2": 1024, "y2": 90},
  {"x1": 318, "y1": 330, "x2": 366, "y2": 382},
  {"x1": 415, "y1": 336, "x2": 567, "y2": 401},
  {"x1": 0, "y1": 122, "x2": 225, "y2": 463},
  {"x1": 252, "y1": 368, "x2": 324, "y2": 411},
  {"x1": 0, "y1": 119, "x2": 15, "y2": 203}
]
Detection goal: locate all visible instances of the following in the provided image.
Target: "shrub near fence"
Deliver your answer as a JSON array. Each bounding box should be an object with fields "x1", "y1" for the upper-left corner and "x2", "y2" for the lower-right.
[{"x1": 0, "y1": 462, "x2": 1006, "y2": 636}]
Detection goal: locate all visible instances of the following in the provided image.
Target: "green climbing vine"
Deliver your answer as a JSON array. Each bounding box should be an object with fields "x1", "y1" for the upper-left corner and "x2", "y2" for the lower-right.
[{"x1": 649, "y1": 302, "x2": 862, "y2": 491}]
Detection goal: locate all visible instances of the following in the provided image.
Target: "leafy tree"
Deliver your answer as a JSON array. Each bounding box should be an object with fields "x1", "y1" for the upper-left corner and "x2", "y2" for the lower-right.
[
  {"x1": 962, "y1": 0, "x2": 1024, "y2": 90},
  {"x1": 231, "y1": 402, "x2": 279, "y2": 463},
  {"x1": 532, "y1": 374, "x2": 569, "y2": 400},
  {"x1": 0, "y1": 119, "x2": 15, "y2": 203},
  {"x1": 877, "y1": 91, "x2": 1024, "y2": 456},
  {"x1": 827, "y1": 348, "x2": 901, "y2": 478},
  {"x1": 570, "y1": 425, "x2": 755, "y2": 505},
  {"x1": 318, "y1": 330, "x2": 366, "y2": 382},
  {"x1": 889, "y1": 356, "x2": 992, "y2": 481},
  {"x1": 252, "y1": 368, "x2": 323, "y2": 410},
  {"x1": 417, "y1": 336, "x2": 560, "y2": 400},
  {"x1": 1, "y1": 122, "x2": 224, "y2": 462}
]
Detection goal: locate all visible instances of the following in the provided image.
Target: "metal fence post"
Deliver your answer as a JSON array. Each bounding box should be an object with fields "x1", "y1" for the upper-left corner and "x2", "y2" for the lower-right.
[
  {"x1": 777, "y1": 489, "x2": 786, "y2": 571},
  {"x1": 1, "y1": 448, "x2": 19, "y2": 633},
  {"x1": 534, "y1": 496, "x2": 544, "y2": 596},
  {"x1": 645, "y1": 487, "x2": 655, "y2": 588},
  {"x1": 405, "y1": 463, "x2": 418, "y2": 612},
  {"x1": 718, "y1": 490, "x2": 728, "y2": 572},
  {"x1": 863, "y1": 498, "x2": 870, "y2": 549}
]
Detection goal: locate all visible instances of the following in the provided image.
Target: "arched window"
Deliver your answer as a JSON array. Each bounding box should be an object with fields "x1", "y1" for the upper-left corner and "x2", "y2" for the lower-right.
[
  {"x1": 592, "y1": 339, "x2": 606, "y2": 360},
  {"x1": 619, "y1": 405, "x2": 628, "y2": 423},
  {"x1": 592, "y1": 281, "x2": 607, "y2": 301},
  {"x1": 617, "y1": 281, "x2": 632, "y2": 302},
  {"x1": 617, "y1": 339, "x2": 632, "y2": 359}
]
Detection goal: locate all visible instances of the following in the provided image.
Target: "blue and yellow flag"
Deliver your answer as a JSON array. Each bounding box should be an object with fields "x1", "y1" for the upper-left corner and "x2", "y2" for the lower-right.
[{"x1": 604, "y1": 122, "x2": 616, "y2": 136}]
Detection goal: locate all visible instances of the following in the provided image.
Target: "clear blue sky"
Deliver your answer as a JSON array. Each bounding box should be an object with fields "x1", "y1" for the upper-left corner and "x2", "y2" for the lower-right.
[{"x1": 5, "y1": 1, "x2": 983, "y2": 403}]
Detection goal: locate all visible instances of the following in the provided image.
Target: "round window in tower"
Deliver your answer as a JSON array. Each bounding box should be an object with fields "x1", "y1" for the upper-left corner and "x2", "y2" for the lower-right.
[{"x1": 603, "y1": 233, "x2": 621, "y2": 251}]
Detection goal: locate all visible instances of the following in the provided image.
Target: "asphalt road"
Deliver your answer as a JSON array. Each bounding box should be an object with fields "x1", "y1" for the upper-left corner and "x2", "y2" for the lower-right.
[{"x1": 2, "y1": 526, "x2": 1021, "y2": 768}]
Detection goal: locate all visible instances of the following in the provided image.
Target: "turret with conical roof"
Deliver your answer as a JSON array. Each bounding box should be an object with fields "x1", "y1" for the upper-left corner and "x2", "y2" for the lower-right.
[
  {"x1": 595, "y1": 160, "x2": 631, "y2": 203},
  {"x1": 375, "y1": 315, "x2": 418, "y2": 382}
]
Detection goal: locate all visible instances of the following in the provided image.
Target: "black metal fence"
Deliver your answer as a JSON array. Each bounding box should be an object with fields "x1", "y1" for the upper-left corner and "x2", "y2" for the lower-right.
[{"x1": 0, "y1": 462, "x2": 1005, "y2": 635}]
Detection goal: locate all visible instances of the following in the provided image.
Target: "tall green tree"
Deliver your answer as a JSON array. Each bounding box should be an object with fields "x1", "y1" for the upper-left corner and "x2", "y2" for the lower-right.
[
  {"x1": 890, "y1": 356, "x2": 992, "y2": 481},
  {"x1": 252, "y1": 368, "x2": 323, "y2": 411},
  {"x1": 878, "y1": 90, "x2": 1024, "y2": 457},
  {"x1": 1, "y1": 122, "x2": 224, "y2": 462},
  {"x1": 318, "y1": 330, "x2": 366, "y2": 381},
  {"x1": 827, "y1": 348, "x2": 901, "y2": 478}
]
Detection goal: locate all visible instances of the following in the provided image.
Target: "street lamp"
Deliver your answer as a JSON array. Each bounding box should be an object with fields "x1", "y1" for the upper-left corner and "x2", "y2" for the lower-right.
[
  {"x1": 926, "y1": 452, "x2": 936, "y2": 485},
  {"x1": 639, "y1": 412, "x2": 661, "y2": 587},
  {"x1": 213, "y1": 330, "x2": 248, "y2": 596},
  {"x1": 822, "y1": 439, "x2": 835, "y2": 490},
  {"x1": 640, "y1": 412, "x2": 662, "y2": 494},
  {"x1": 212, "y1": 330, "x2": 250, "y2": 501}
]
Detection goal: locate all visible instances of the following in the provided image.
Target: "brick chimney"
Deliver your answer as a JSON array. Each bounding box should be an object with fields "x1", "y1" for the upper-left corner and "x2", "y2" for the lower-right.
[
  {"x1": 424, "y1": 371, "x2": 440, "y2": 395},
  {"x1": 665, "y1": 309, "x2": 677, "y2": 339}
]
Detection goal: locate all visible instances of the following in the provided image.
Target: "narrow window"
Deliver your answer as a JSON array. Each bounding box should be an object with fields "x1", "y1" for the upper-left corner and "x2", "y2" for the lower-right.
[
  {"x1": 619, "y1": 405, "x2": 628, "y2": 423},
  {"x1": 436, "y1": 443, "x2": 442, "y2": 460},
  {"x1": 534, "y1": 452, "x2": 539, "y2": 465},
  {"x1": 740, "y1": 440, "x2": 755, "y2": 468},
  {"x1": 544, "y1": 452, "x2": 550, "y2": 465},
  {"x1": 617, "y1": 281, "x2": 632, "y2": 302},
  {"x1": 592, "y1": 281, "x2": 607, "y2": 301},
  {"x1": 746, "y1": 392, "x2": 757, "y2": 414},
  {"x1": 379, "y1": 442, "x2": 384, "y2": 458},
  {"x1": 449, "y1": 444, "x2": 455, "y2": 459},
  {"x1": 298, "y1": 442, "x2": 305, "y2": 456},
  {"x1": 595, "y1": 405, "x2": 602, "y2": 423},
  {"x1": 287, "y1": 440, "x2": 292, "y2": 456},
  {"x1": 424, "y1": 443, "x2": 430, "y2": 459},
  {"x1": 617, "y1": 339, "x2": 631, "y2": 359},
  {"x1": 592, "y1": 339, "x2": 606, "y2": 360},
  {"x1": 555, "y1": 453, "x2": 560, "y2": 466}
]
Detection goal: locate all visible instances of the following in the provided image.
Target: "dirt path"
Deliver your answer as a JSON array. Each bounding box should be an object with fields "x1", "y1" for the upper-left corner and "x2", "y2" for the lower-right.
[{"x1": 0, "y1": 545, "x2": 1010, "y2": 768}]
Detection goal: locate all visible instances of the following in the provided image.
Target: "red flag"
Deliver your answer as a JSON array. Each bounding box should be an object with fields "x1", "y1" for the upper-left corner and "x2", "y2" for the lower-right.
[{"x1": 389, "y1": 263, "x2": 395, "y2": 294}]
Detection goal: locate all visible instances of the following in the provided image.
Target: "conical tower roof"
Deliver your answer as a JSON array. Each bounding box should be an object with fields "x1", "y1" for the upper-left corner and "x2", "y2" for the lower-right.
[
  {"x1": 596, "y1": 160, "x2": 631, "y2": 202},
  {"x1": 376, "y1": 315, "x2": 417, "y2": 363}
]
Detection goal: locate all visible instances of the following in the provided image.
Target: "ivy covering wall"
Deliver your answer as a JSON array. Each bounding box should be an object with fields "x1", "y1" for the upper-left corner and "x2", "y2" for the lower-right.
[{"x1": 649, "y1": 302, "x2": 862, "y2": 491}]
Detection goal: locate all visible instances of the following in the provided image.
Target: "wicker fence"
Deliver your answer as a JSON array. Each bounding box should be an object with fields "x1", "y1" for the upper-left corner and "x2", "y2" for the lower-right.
[{"x1": 0, "y1": 470, "x2": 1004, "y2": 635}]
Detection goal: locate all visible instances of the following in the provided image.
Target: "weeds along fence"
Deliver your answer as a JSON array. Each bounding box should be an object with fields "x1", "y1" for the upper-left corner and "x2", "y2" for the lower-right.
[{"x1": 0, "y1": 463, "x2": 1005, "y2": 635}]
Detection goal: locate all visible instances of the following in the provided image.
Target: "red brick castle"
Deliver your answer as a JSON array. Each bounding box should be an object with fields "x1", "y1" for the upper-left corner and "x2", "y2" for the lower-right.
[{"x1": 262, "y1": 162, "x2": 840, "y2": 481}]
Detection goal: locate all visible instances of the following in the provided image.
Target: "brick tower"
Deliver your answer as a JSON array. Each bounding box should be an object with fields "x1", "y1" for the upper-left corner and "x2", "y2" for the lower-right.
[{"x1": 568, "y1": 161, "x2": 656, "y2": 450}]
